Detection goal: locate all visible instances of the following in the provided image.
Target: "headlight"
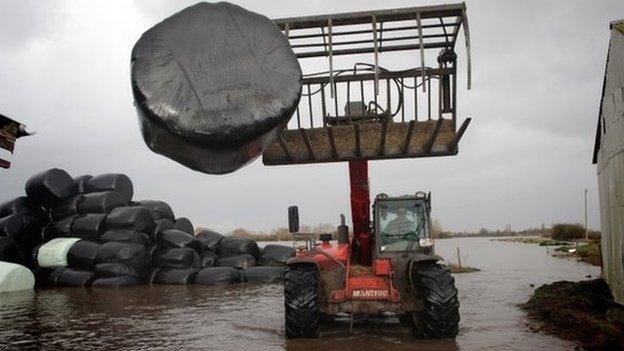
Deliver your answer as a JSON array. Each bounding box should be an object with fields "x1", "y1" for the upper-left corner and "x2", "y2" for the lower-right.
[{"x1": 419, "y1": 238, "x2": 434, "y2": 247}]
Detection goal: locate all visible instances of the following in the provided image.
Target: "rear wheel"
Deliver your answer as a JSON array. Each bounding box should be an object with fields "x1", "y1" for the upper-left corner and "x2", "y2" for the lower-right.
[
  {"x1": 284, "y1": 265, "x2": 320, "y2": 338},
  {"x1": 413, "y1": 263, "x2": 459, "y2": 339}
]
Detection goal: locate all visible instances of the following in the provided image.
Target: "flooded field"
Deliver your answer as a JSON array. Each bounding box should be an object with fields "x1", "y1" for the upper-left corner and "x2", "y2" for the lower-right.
[{"x1": 0, "y1": 238, "x2": 599, "y2": 351}]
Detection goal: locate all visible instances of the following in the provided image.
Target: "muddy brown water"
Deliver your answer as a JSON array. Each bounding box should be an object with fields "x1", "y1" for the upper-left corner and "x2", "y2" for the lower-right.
[{"x1": 0, "y1": 238, "x2": 599, "y2": 351}]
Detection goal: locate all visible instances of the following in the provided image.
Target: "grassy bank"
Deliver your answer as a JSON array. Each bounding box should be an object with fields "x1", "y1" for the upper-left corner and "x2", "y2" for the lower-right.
[
  {"x1": 554, "y1": 242, "x2": 602, "y2": 266},
  {"x1": 493, "y1": 237, "x2": 570, "y2": 246},
  {"x1": 494, "y1": 236, "x2": 602, "y2": 267},
  {"x1": 522, "y1": 279, "x2": 624, "y2": 351}
]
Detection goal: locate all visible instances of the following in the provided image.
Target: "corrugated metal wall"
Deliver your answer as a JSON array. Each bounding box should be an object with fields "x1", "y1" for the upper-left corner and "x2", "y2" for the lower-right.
[{"x1": 596, "y1": 23, "x2": 624, "y2": 305}]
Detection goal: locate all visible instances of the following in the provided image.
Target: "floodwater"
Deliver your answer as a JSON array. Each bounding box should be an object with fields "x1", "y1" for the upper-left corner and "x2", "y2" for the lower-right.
[{"x1": 0, "y1": 238, "x2": 599, "y2": 351}]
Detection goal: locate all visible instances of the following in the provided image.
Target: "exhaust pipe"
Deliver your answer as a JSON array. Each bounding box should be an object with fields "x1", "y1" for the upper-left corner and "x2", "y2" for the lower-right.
[{"x1": 337, "y1": 214, "x2": 349, "y2": 244}]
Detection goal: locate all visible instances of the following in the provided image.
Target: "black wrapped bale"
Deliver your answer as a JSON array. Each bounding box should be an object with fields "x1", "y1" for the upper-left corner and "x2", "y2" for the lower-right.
[
  {"x1": 135, "y1": 200, "x2": 174, "y2": 221},
  {"x1": 0, "y1": 196, "x2": 47, "y2": 219},
  {"x1": 95, "y1": 242, "x2": 149, "y2": 277},
  {"x1": 243, "y1": 266, "x2": 285, "y2": 284},
  {"x1": 73, "y1": 175, "x2": 93, "y2": 193},
  {"x1": 173, "y1": 217, "x2": 194, "y2": 235},
  {"x1": 130, "y1": 2, "x2": 302, "y2": 174},
  {"x1": 158, "y1": 229, "x2": 201, "y2": 251},
  {"x1": 195, "y1": 267, "x2": 241, "y2": 285},
  {"x1": 100, "y1": 229, "x2": 149, "y2": 246},
  {"x1": 40, "y1": 267, "x2": 66, "y2": 287},
  {"x1": 70, "y1": 213, "x2": 108, "y2": 240},
  {"x1": 196, "y1": 229, "x2": 224, "y2": 253},
  {"x1": 152, "y1": 247, "x2": 200, "y2": 269},
  {"x1": 49, "y1": 194, "x2": 83, "y2": 221},
  {"x1": 92, "y1": 275, "x2": 141, "y2": 287},
  {"x1": 77, "y1": 191, "x2": 126, "y2": 214},
  {"x1": 0, "y1": 214, "x2": 43, "y2": 247},
  {"x1": 218, "y1": 237, "x2": 260, "y2": 258},
  {"x1": 67, "y1": 240, "x2": 101, "y2": 270},
  {"x1": 32, "y1": 267, "x2": 56, "y2": 288},
  {"x1": 49, "y1": 267, "x2": 67, "y2": 285},
  {"x1": 106, "y1": 206, "x2": 155, "y2": 233},
  {"x1": 259, "y1": 244, "x2": 295, "y2": 266},
  {"x1": 85, "y1": 174, "x2": 134, "y2": 203},
  {"x1": 95, "y1": 262, "x2": 143, "y2": 279},
  {"x1": 57, "y1": 268, "x2": 95, "y2": 287},
  {"x1": 215, "y1": 254, "x2": 256, "y2": 270},
  {"x1": 42, "y1": 215, "x2": 77, "y2": 241},
  {"x1": 152, "y1": 219, "x2": 174, "y2": 241},
  {"x1": 0, "y1": 215, "x2": 21, "y2": 237},
  {"x1": 0, "y1": 236, "x2": 25, "y2": 264},
  {"x1": 25, "y1": 168, "x2": 76, "y2": 207},
  {"x1": 151, "y1": 268, "x2": 197, "y2": 285},
  {"x1": 200, "y1": 252, "x2": 217, "y2": 268}
]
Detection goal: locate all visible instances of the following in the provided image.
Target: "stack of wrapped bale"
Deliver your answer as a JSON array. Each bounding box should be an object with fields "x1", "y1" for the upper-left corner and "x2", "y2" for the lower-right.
[
  {"x1": 0, "y1": 196, "x2": 49, "y2": 269},
  {"x1": 26, "y1": 170, "x2": 148, "y2": 287},
  {"x1": 193, "y1": 229, "x2": 295, "y2": 285},
  {"x1": 148, "y1": 214, "x2": 203, "y2": 285},
  {"x1": 92, "y1": 204, "x2": 155, "y2": 287},
  {"x1": 194, "y1": 230, "x2": 241, "y2": 285},
  {"x1": 2, "y1": 167, "x2": 297, "y2": 290},
  {"x1": 244, "y1": 243, "x2": 295, "y2": 284},
  {"x1": 0, "y1": 191, "x2": 44, "y2": 292},
  {"x1": 1, "y1": 168, "x2": 190, "y2": 288}
]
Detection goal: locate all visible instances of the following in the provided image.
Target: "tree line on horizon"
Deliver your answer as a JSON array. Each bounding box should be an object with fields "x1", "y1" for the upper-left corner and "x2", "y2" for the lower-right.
[{"x1": 201, "y1": 220, "x2": 600, "y2": 242}]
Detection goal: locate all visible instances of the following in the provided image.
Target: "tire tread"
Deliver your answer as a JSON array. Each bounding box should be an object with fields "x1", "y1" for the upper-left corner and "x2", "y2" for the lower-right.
[
  {"x1": 284, "y1": 265, "x2": 320, "y2": 338},
  {"x1": 413, "y1": 263, "x2": 460, "y2": 339}
]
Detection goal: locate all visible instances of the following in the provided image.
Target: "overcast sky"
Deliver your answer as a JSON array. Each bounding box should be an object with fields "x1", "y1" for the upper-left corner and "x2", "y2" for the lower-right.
[{"x1": 1, "y1": 0, "x2": 622, "y2": 234}]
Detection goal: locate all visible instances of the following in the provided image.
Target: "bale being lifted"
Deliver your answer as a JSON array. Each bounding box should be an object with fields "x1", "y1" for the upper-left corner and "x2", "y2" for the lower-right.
[{"x1": 131, "y1": 2, "x2": 302, "y2": 174}]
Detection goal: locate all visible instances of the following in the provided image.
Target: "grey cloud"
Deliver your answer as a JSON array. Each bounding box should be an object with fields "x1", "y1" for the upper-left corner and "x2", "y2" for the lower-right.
[
  {"x1": 1, "y1": 0, "x2": 621, "y2": 234},
  {"x1": 0, "y1": 0, "x2": 60, "y2": 47}
]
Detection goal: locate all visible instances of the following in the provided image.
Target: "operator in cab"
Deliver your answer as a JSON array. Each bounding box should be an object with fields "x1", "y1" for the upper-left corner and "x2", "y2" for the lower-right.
[
  {"x1": 384, "y1": 208, "x2": 415, "y2": 236},
  {"x1": 379, "y1": 203, "x2": 425, "y2": 251}
]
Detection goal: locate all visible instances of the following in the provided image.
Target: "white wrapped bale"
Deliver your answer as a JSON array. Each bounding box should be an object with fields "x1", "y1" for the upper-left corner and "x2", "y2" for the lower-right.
[
  {"x1": 0, "y1": 261, "x2": 35, "y2": 292},
  {"x1": 36, "y1": 238, "x2": 81, "y2": 268}
]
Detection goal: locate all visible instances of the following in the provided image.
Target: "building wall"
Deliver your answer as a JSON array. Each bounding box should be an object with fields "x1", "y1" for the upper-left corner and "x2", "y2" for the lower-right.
[{"x1": 596, "y1": 24, "x2": 624, "y2": 305}]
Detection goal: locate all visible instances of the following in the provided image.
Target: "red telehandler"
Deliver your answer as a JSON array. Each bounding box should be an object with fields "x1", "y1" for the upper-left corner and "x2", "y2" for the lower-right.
[{"x1": 262, "y1": 3, "x2": 472, "y2": 339}]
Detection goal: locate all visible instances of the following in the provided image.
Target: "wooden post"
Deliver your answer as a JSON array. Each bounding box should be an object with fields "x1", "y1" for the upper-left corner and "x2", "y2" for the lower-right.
[
  {"x1": 584, "y1": 189, "x2": 588, "y2": 241},
  {"x1": 456, "y1": 247, "x2": 462, "y2": 268}
]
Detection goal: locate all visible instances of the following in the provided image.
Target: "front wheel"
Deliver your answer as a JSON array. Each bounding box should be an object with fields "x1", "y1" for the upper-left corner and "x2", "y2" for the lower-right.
[
  {"x1": 284, "y1": 265, "x2": 320, "y2": 338},
  {"x1": 413, "y1": 263, "x2": 459, "y2": 339}
]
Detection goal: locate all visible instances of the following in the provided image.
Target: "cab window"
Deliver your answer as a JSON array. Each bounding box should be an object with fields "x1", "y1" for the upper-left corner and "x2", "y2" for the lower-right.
[{"x1": 378, "y1": 200, "x2": 427, "y2": 251}]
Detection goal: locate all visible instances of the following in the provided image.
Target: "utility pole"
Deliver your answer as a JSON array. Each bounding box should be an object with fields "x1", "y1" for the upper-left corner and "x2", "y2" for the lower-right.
[{"x1": 584, "y1": 189, "x2": 588, "y2": 240}]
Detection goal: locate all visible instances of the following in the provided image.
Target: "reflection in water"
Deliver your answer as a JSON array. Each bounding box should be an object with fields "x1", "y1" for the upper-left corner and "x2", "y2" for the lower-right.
[
  {"x1": 286, "y1": 323, "x2": 460, "y2": 351},
  {"x1": 0, "y1": 238, "x2": 599, "y2": 351}
]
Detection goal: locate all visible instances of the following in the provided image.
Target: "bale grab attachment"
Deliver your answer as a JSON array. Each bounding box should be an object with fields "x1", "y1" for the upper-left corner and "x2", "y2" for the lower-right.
[{"x1": 263, "y1": 2, "x2": 472, "y2": 166}]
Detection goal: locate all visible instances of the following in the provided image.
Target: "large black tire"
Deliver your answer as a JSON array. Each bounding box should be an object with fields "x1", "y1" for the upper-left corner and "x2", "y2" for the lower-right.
[
  {"x1": 284, "y1": 265, "x2": 320, "y2": 338},
  {"x1": 413, "y1": 263, "x2": 459, "y2": 339}
]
